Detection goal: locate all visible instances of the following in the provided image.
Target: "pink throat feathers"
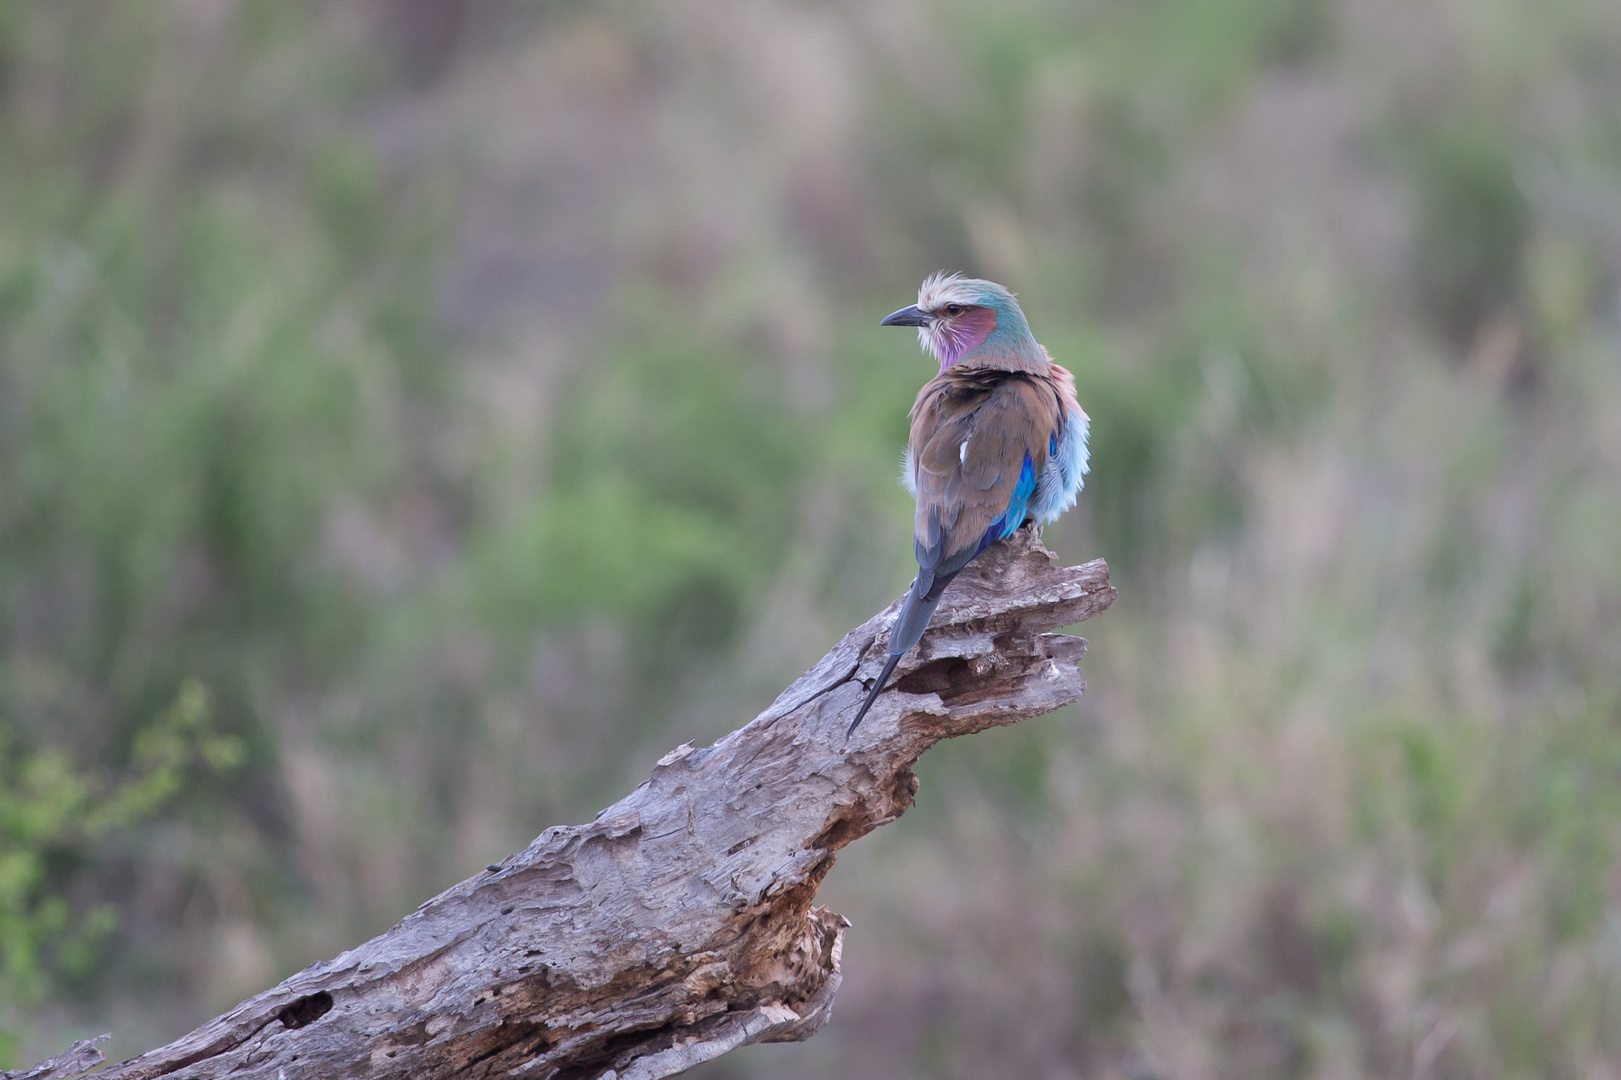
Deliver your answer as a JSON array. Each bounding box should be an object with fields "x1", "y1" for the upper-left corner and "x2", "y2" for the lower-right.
[{"x1": 926, "y1": 306, "x2": 997, "y2": 369}]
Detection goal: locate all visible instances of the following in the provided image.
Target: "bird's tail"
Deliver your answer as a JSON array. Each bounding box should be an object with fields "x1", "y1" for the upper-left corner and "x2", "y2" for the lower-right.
[
  {"x1": 890, "y1": 567, "x2": 954, "y2": 656},
  {"x1": 846, "y1": 652, "x2": 902, "y2": 740},
  {"x1": 844, "y1": 570, "x2": 957, "y2": 740}
]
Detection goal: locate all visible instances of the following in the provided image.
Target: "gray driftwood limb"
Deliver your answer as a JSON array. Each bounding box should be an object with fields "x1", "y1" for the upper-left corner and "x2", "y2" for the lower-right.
[
  {"x1": 32, "y1": 528, "x2": 1113, "y2": 1080},
  {"x1": 2, "y1": 1035, "x2": 110, "y2": 1080}
]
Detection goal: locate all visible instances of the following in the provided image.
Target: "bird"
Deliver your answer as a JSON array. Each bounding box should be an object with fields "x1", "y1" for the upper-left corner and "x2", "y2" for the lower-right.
[{"x1": 845, "y1": 273, "x2": 1089, "y2": 740}]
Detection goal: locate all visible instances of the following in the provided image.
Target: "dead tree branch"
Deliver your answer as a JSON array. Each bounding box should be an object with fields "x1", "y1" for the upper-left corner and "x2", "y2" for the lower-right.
[{"x1": 24, "y1": 528, "x2": 1113, "y2": 1080}]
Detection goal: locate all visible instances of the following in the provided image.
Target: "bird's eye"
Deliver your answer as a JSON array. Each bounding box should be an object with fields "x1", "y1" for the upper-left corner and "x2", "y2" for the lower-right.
[{"x1": 945, "y1": 303, "x2": 964, "y2": 316}]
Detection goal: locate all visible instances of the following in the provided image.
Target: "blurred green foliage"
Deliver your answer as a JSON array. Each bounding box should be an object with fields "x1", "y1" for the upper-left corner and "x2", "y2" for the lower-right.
[
  {"x1": 1, "y1": 1, "x2": 1620, "y2": 1077},
  {"x1": 1, "y1": 679, "x2": 238, "y2": 1053}
]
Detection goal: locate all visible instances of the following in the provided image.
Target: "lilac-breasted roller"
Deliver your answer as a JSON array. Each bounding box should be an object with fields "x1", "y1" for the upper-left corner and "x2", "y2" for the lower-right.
[{"x1": 846, "y1": 273, "x2": 1090, "y2": 739}]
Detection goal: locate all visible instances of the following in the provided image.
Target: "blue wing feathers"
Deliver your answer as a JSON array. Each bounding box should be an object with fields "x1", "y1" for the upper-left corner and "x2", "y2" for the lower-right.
[
  {"x1": 981, "y1": 452, "x2": 1037, "y2": 550},
  {"x1": 1004, "y1": 452, "x2": 1037, "y2": 535}
]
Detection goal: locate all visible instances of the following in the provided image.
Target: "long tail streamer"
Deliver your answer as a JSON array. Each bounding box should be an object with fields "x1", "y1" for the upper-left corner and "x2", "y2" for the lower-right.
[{"x1": 846, "y1": 652, "x2": 904, "y2": 740}]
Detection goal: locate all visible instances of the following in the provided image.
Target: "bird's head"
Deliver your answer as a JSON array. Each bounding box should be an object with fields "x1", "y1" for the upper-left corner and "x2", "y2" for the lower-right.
[{"x1": 880, "y1": 273, "x2": 1042, "y2": 372}]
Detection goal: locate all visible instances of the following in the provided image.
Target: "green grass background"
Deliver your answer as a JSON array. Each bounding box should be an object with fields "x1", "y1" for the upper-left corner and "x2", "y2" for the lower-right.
[{"x1": 3, "y1": 2, "x2": 1621, "y2": 1076}]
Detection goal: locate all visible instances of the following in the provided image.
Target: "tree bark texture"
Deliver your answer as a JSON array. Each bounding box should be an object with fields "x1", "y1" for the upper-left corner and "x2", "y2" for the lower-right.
[{"x1": 17, "y1": 528, "x2": 1113, "y2": 1080}]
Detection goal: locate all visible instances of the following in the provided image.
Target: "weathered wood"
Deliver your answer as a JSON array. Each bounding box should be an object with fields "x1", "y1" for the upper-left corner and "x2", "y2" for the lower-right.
[
  {"x1": 25, "y1": 528, "x2": 1113, "y2": 1080},
  {"x1": 2, "y1": 1035, "x2": 109, "y2": 1080}
]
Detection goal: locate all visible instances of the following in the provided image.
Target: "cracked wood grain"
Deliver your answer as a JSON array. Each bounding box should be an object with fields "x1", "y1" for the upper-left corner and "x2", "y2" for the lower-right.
[{"x1": 17, "y1": 527, "x2": 1113, "y2": 1080}]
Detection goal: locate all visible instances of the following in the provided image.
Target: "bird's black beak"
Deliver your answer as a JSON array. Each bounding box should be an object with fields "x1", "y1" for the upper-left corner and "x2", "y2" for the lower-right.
[{"x1": 880, "y1": 304, "x2": 930, "y2": 327}]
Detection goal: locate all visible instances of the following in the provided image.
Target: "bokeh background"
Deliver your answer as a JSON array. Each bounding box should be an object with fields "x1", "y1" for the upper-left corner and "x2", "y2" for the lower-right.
[{"x1": 3, "y1": 1, "x2": 1621, "y2": 1076}]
